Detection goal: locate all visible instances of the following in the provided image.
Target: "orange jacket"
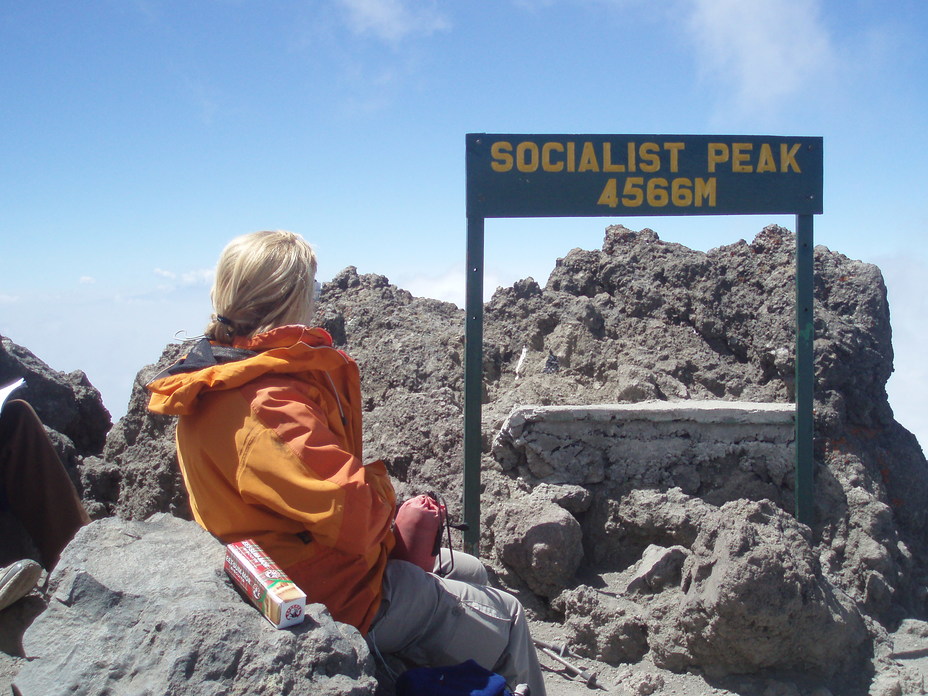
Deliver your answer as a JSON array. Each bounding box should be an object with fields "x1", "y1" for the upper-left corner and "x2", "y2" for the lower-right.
[{"x1": 147, "y1": 325, "x2": 396, "y2": 633}]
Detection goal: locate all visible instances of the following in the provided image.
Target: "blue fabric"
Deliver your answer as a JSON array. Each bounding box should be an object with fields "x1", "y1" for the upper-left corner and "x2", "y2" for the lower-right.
[{"x1": 395, "y1": 659, "x2": 510, "y2": 696}]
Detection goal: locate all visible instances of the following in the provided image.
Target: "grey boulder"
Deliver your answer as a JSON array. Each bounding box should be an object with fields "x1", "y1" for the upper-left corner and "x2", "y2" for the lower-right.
[{"x1": 14, "y1": 514, "x2": 377, "y2": 696}]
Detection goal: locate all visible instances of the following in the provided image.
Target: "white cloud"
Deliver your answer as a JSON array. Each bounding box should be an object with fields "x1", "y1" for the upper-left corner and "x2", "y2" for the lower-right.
[
  {"x1": 403, "y1": 267, "x2": 465, "y2": 306},
  {"x1": 684, "y1": 0, "x2": 835, "y2": 113},
  {"x1": 337, "y1": 0, "x2": 450, "y2": 43},
  {"x1": 1, "y1": 285, "x2": 211, "y2": 419},
  {"x1": 0, "y1": 294, "x2": 20, "y2": 304},
  {"x1": 153, "y1": 267, "x2": 213, "y2": 287},
  {"x1": 879, "y1": 254, "x2": 928, "y2": 452},
  {"x1": 180, "y1": 268, "x2": 215, "y2": 286},
  {"x1": 398, "y1": 266, "x2": 507, "y2": 307},
  {"x1": 79, "y1": 276, "x2": 96, "y2": 285}
]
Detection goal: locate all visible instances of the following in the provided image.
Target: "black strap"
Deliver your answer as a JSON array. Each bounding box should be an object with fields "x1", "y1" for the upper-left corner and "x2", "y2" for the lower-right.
[{"x1": 150, "y1": 338, "x2": 257, "y2": 381}]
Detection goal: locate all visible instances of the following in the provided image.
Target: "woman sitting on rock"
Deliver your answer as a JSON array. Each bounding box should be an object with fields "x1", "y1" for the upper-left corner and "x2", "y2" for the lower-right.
[{"x1": 147, "y1": 230, "x2": 545, "y2": 695}]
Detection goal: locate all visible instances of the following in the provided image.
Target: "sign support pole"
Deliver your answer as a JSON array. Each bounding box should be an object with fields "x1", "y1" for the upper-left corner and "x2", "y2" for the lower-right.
[
  {"x1": 795, "y1": 213, "x2": 815, "y2": 525},
  {"x1": 463, "y1": 216, "x2": 485, "y2": 554}
]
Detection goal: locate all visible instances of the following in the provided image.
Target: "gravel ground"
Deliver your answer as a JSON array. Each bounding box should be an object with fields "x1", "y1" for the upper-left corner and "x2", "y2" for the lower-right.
[{"x1": 531, "y1": 617, "x2": 928, "y2": 696}]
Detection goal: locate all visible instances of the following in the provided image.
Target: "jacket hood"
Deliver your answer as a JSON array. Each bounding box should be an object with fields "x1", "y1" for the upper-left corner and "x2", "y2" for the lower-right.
[{"x1": 147, "y1": 325, "x2": 352, "y2": 416}]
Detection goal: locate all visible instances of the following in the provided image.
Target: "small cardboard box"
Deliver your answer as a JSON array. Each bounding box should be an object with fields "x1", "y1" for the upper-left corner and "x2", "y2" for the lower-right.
[{"x1": 224, "y1": 539, "x2": 306, "y2": 628}]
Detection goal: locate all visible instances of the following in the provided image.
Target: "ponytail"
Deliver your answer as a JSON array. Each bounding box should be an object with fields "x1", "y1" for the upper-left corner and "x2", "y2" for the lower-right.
[{"x1": 206, "y1": 230, "x2": 317, "y2": 344}]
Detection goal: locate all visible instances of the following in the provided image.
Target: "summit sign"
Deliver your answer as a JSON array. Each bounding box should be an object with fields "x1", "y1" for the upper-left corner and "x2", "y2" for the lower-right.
[
  {"x1": 466, "y1": 134, "x2": 823, "y2": 218},
  {"x1": 461, "y1": 132, "x2": 824, "y2": 549}
]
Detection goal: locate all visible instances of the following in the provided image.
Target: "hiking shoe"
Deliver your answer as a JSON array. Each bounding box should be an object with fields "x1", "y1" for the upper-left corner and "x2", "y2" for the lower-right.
[{"x1": 0, "y1": 559, "x2": 42, "y2": 612}]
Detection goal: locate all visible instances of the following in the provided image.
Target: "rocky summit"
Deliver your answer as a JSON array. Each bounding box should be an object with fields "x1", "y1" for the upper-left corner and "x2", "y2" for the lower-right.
[{"x1": 2, "y1": 224, "x2": 927, "y2": 696}]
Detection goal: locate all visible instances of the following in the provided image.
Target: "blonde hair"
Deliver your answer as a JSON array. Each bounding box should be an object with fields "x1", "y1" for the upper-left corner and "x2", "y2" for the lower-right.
[{"x1": 205, "y1": 230, "x2": 318, "y2": 344}]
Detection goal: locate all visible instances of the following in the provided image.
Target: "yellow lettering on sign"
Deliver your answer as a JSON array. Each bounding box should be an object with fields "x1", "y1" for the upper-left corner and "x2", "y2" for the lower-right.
[
  {"x1": 639, "y1": 142, "x2": 661, "y2": 173},
  {"x1": 732, "y1": 143, "x2": 752, "y2": 172},
  {"x1": 756, "y1": 144, "x2": 776, "y2": 173},
  {"x1": 647, "y1": 177, "x2": 669, "y2": 206},
  {"x1": 578, "y1": 142, "x2": 599, "y2": 172},
  {"x1": 602, "y1": 143, "x2": 625, "y2": 172},
  {"x1": 664, "y1": 142, "x2": 684, "y2": 173},
  {"x1": 622, "y1": 177, "x2": 644, "y2": 207},
  {"x1": 542, "y1": 142, "x2": 564, "y2": 172},
  {"x1": 494, "y1": 139, "x2": 802, "y2": 178},
  {"x1": 695, "y1": 177, "x2": 717, "y2": 206},
  {"x1": 490, "y1": 141, "x2": 513, "y2": 172},
  {"x1": 672, "y1": 178, "x2": 692, "y2": 206},
  {"x1": 598, "y1": 178, "x2": 619, "y2": 207},
  {"x1": 594, "y1": 175, "x2": 721, "y2": 210},
  {"x1": 707, "y1": 143, "x2": 729, "y2": 173},
  {"x1": 780, "y1": 143, "x2": 801, "y2": 173},
  {"x1": 516, "y1": 142, "x2": 539, "y2": 172}
]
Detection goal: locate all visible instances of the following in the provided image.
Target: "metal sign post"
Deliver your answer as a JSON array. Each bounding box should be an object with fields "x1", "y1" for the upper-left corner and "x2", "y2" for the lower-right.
[
  {"x1": 463, "y1": 134, "x2": 823, "y2": 553},
  {"x1": 464, "y1": 216, "x2": 484, "y2": 551},
  {"x1": 794, "y1": 214, "x2": 815, "y2": 523}
]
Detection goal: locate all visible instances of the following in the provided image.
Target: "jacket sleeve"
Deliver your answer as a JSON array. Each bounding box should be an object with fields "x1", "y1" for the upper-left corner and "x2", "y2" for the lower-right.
[{"x1": 234, "y1": 383, "x2": 395, "y2": 557}]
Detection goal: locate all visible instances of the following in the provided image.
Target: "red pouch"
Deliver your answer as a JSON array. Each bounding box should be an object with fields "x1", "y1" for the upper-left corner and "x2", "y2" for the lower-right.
[{"x1": 392, "y1": 494, "x2": 446, "y2": 572}]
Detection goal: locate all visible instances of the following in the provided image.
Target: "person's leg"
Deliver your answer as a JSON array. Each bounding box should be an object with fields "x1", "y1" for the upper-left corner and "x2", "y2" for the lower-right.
[
  {"x1": 433, "y1": 548, "x2": 488, "y2": 585},
  {"x1": 369, "y1": 559, "x2": 546, "y2": 696},
  {"x1": 0, "y1": 400, "x2": 90, "y2": 570}
]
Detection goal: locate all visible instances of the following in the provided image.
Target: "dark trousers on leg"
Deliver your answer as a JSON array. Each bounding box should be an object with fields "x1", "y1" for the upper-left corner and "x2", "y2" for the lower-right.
[{"x1": 0, "y1": 399, "x2": 90, "y2": 570}]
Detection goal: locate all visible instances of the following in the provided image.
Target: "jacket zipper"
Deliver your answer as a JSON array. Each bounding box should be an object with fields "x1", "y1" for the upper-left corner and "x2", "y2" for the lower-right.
[
  {"x1": 298, "y1": 340, "x2": 350, "y2": 427},
  {"x1": 323, "y1": 371, "x2": 348, "y2": 426}
]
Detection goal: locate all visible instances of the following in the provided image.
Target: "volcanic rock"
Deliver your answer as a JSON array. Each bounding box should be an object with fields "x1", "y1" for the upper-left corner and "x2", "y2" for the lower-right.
[
  {"x1": 13, "y1": 514, "x2": 377, "y2": 696},
  {"x1": 647, "y1": 499, "x2": 867, "y2": 677},
  {"x1": 5, "y1": 223, "x2": 928, "y2": 695}
]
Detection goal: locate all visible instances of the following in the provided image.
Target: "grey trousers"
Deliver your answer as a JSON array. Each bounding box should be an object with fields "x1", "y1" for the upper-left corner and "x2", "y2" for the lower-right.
[{"x1": 368, "y1": 551, "x2": 546, "y2": 696}]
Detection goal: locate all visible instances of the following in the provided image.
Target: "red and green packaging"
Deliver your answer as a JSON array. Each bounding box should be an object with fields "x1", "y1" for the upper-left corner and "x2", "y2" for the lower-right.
[{"x1": 224, "y1": 539, "x2": 306, "y2": 628}]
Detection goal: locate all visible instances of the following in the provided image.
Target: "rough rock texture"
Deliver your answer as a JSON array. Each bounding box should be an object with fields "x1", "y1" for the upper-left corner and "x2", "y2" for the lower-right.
[
  {"x1": 583, "y1": 486, "x2": 717, "y2": 572},
  {"x1": 492, "y1": 401, "x2": 797, "y2": 588},
  {"x1": 492, "y1": 402, "x2": 795, "y2": 503},
  {"x1": 551, "y1": 586, "x2": 649, "y2": 665},
  {"x1": 0, "y1": 336, "x2": 111, "y2": 485},
  {"x1": 13, "y1": 514, "x2": 377, "y2": 696},
  {"x1": 318, "y1": 268, "x2": 469, "y2": 508},
  {"x1": 625, "y1": 544, "x2": 689, "y2": 595},
  {"x1": 478, "y1": 227, "x2": 925, "y2": 624},
  {"x1": 648, "y1": 499, "x2": 866, "y2": 677},
  {"x1": 77, "y1": 343, "x2": 189, "y2": 520},
  {"x1": 5, "y1": 224, "x2": 928, "y2": 695},
  {"x1": 496, "y1": 488, "x2": 584, "y2": 598}
]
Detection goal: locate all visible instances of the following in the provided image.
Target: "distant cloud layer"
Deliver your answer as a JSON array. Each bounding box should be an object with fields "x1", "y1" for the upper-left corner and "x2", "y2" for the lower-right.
[
  {"x1": 153, "y1": 268, "x2": 214, "y2": 287},
  {"x1": 880, "y1": 254, "x2": 928, "y2": 450},
  {"x1": 399, "y1": 266, "x2": 505, "y2": 308},
  {"x1": 685, "y1": 0, "x2": 834, "y2": 113}
]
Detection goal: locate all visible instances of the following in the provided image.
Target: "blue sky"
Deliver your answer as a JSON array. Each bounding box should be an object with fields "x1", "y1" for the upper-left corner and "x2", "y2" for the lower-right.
[{"x1": 1, "y1": 0, "x2": 926, "y2": 448}]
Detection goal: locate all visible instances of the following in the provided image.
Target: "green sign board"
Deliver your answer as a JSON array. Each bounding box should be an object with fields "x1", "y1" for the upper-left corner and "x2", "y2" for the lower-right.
[{"x1": 467, "y1": 133, "x2": 823, "y2": 218}]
